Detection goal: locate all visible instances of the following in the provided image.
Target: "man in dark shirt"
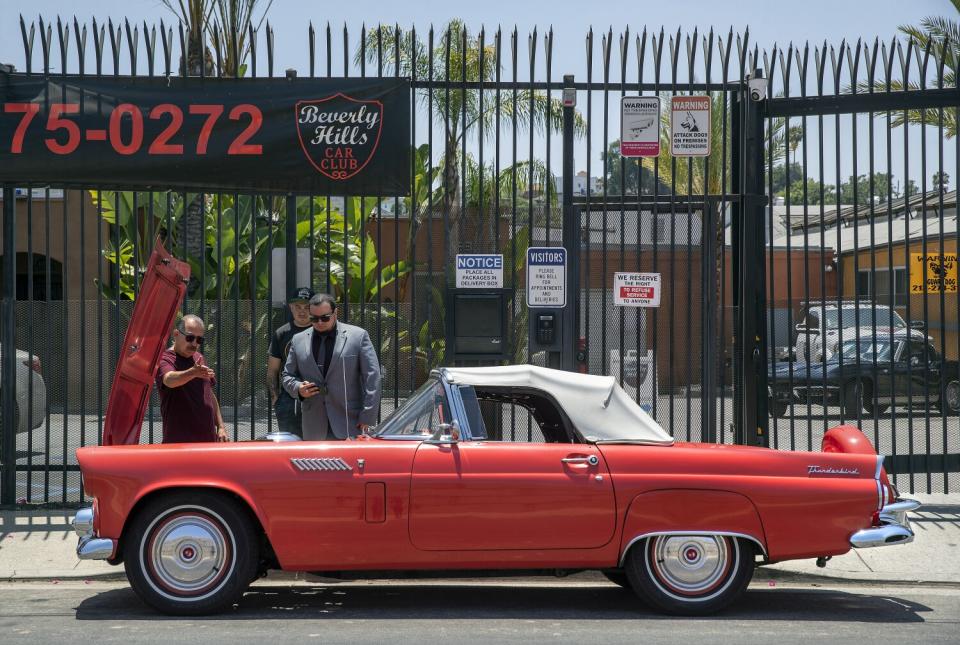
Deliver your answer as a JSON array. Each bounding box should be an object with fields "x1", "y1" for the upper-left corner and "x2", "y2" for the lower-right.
[
  {"x1": 266, "y1": 286, "x2": 314, "y2": 436},
  {"x1": 155, "y1": 314, "x2": 228, "y2": 443}
]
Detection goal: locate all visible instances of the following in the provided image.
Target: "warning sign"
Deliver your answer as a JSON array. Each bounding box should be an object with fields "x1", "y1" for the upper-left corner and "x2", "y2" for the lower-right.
[
  {"x1": 621, "y1": 96, "x2": 660, "y2": 158},
  {"x1": 670, "y1": 95, "x2": 711, "y2": 157},
  {"x1": 614, "y1": 272, "x2": 661, "y2": 307},
  {"x1": 910, "y1": 253, "x2": 958, "y2": 294}
]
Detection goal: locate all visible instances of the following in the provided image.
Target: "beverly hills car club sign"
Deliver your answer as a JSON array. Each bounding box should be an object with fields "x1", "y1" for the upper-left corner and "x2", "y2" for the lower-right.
[
  {"x1": 295, "y1": 94, "x2": 384, "y2": 181},
  {"x1": 0, "y1": 75, "x2": 410, "y2": 195}
]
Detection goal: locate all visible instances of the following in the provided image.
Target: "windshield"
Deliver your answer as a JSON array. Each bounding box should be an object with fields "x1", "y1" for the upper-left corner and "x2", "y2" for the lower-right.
[
  {"x1": 373, "y1": 377, "x2": 450, "y2": 437},
  {"x1": 824, "y1": 306, "x2": 905, "y2": 329},
  {"x1": 840, "y1": 338, "x2": 894, "y2": 362}
]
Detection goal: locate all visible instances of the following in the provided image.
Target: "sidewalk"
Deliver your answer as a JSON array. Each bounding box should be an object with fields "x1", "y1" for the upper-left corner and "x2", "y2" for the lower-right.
[{"x1": 0, "y1": 494, "x2": 956, "y2": 584}]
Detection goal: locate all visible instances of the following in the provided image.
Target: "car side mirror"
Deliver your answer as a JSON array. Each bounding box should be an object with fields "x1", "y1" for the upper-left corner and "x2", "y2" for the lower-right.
[
  {"x1": 426, "y1": 420, "x2": 460, "y2": 445},
  {"x1": 910, "y1": 320, "x2": 926, "y2": 330}
]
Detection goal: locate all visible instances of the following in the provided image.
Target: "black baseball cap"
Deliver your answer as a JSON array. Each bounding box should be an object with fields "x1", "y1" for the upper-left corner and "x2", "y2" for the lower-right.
[{"x1": 288, "y1": 286, "x2": 315, "y2": 303}]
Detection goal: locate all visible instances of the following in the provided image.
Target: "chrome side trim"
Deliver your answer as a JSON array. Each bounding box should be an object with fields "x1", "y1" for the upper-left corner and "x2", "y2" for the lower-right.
[
  {"x1": 619, "y1": 531, "x2": 767, "y2": 567},
  {"x1": 290, "y1": 457, "x2": 352, "y2": 472},
  {"x1": 72, "y1": 507, "x2": 94, "y2": 536},
  {"x1": 77, "y1": 536, "x2": 116, "y2": 560},
  {"x1": 874, "y1": 454, "x2": 884, "y2": 480}
]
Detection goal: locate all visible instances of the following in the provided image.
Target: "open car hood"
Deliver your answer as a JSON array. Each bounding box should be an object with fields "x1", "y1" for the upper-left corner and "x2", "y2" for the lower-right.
[{"x1": 102, "y1": 241, "x2": 190, "y2": 445}]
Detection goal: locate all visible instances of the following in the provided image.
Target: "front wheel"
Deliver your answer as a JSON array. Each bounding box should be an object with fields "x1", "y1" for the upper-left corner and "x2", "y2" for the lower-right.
[
  {"x1": 123, "y1": 491, "x2": 258, "y2": 615},
  {"x1": 625, "y1": 535, "x2": 754, "y2": 615}
]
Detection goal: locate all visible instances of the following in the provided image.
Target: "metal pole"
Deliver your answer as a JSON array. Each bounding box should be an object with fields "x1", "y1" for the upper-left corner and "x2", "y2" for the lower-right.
[
  {"x1": 701, "y1": 200, "x2": 717, "y2": 443},
  {"x1": 2, "y1": 184, "x2": 17, "y2": 504},
  {"x1": 285, "y1": 194, "x2": 297, "y2": 303},
  {"x1": 740, "y1": 70, "x2": 769, "y2": 447},
  {"x1": 730, "y1": 93, "x2": 743, "y2": 444},
  {"x1": 561, "y1": 74, "x2": 578, "y2": 372}
]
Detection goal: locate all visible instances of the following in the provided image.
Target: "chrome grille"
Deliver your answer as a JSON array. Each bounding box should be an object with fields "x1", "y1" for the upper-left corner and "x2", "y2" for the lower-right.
[{"x1": 290, "y1": 457, "x2": 352, "y2": 472}]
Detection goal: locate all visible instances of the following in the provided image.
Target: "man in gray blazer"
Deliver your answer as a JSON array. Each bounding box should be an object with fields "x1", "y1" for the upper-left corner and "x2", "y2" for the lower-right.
[{"x1": 281, "y1": 293, "x2": 382, "y2": 440}]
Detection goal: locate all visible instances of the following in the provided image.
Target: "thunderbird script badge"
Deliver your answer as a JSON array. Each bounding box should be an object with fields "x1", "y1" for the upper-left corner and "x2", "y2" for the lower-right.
[{"x1": 295, "y1": 93, "x2": 384, "y2": 181}]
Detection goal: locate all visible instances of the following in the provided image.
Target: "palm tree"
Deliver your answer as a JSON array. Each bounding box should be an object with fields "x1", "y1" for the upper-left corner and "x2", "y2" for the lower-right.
[
  {"x1": 160, "y1": 0, "x2": 274, "y2": 77},
  {"x1": 358, "y1": 21, "x2": 585, "y2": 261},
  {"x1": 859, "y1": 0, "x2": 960, "y2": 137}
]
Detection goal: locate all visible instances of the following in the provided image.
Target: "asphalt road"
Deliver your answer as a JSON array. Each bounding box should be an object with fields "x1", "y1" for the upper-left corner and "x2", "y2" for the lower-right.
[{"x1": 0, "y1": 578, "x2": 957, "y2": 644}]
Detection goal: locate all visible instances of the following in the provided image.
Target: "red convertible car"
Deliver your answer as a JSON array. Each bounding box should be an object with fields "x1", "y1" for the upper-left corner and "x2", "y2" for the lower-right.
[{"x1": 72, "y1": 244, "x2": 920, "y2": 616}]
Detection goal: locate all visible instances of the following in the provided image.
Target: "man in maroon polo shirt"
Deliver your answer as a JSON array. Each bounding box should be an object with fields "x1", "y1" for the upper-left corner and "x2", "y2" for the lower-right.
[{"x1": 155, "y1": 314, "x2": 228, "y2": 443}]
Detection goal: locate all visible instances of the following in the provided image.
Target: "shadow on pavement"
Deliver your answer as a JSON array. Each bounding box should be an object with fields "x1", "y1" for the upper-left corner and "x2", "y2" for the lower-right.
[{"x1": 74, "y1": 583, "x2": 934, "y2": 623}]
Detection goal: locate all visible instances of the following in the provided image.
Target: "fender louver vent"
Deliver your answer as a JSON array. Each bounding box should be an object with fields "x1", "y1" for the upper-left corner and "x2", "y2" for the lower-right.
[{"x1": 290, "y1": 457, "x2": 352, "y2": 472}]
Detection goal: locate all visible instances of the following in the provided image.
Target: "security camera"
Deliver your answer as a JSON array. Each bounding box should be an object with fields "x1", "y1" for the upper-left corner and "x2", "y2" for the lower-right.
[{"x1": 747, "y1": 76, "x2": 768, "y2": 102}]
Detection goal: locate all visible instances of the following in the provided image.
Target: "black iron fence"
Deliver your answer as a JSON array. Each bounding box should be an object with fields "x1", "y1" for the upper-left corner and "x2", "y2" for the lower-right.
[{"x1": 0, "y1": 17, "x2": 957, "y2": 504}]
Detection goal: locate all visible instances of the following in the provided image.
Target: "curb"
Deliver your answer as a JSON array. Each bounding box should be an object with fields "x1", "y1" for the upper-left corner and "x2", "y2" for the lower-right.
[{"x1": 754, "y1": 566, "x2": 960, "y2": 588}]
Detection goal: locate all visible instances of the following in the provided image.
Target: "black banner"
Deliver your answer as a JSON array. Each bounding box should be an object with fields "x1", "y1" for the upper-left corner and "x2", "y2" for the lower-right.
[{"x1": 0, "y1": 74, "x2": 410, "y2": 195}]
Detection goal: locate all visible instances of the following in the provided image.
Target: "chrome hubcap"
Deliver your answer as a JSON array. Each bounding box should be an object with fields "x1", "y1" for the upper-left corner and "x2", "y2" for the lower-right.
[
  {"x1": 149, "y1": 514, "x2": 228, "y2": 594},
  {"x1": 650, "y1": 535, "x2": 730, "y2": 595}
]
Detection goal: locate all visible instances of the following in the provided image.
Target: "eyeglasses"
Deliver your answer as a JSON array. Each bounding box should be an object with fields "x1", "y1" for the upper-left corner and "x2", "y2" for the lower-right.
[
  {"x1": 309, "y1": 313, "x2": 334, "y2": 323},
  {"x1": 181, "y1": 333, "x2": 205, "y2": 345}
]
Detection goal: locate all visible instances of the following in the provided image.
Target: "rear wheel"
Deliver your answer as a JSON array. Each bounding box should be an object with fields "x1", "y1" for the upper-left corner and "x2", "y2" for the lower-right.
[
  {"x1": 941, "y1": 379, "x2": 960, "y2": 415},
  {"x1": 625, "y1": 535, "x2": 754, "y2": 615},
  {"x1": 123, "y1": 491, "x2": 258, "y2": 615},
  {"x1": 843, "y1": 379, "x2": 870, "y2": 419}
]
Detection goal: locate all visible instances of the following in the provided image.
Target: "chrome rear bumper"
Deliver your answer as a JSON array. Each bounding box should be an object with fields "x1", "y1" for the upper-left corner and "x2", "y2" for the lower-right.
[
  {"x1": 71, "y1": 506, "x2": 117, "y2": 561},
  {"x1": 850, "y1": 498, "x2": 921, "y2": 549}
]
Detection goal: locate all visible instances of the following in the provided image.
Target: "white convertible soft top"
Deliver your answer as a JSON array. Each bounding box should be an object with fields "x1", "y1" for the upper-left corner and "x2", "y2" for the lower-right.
[{"x1": 441, "y1": 364, "x2": 675, "y2": 445}]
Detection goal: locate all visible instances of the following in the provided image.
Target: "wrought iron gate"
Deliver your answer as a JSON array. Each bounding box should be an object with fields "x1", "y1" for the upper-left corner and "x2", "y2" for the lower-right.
[{"x1": 1, "y1": 18, "x2": 957, "y2": 504}]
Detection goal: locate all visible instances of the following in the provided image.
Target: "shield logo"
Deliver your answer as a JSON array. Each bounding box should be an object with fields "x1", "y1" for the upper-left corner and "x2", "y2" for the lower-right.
[{"x1": 295, "y1": 93, "x2": 384, "y2": 181}]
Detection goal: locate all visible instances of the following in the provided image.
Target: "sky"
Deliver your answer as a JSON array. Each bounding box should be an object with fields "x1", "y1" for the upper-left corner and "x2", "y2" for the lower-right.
[{"x1": 1, "y1": 0, "x2": 956, "y2": 190}]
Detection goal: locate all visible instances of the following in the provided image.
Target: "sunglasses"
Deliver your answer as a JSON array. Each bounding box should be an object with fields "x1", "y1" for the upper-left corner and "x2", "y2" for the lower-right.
[
  {"x1": 181, "y1": 333, "x2": 205, "y2": 346},
  {"x1": 309, "y1": 313, "x2": 334, "y2": 323}
]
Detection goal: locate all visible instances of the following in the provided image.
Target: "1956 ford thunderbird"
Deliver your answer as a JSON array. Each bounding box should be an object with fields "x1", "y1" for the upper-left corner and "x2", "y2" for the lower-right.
[{"x1": 72, "y1": 243, "x2": 920, "y2": 616}]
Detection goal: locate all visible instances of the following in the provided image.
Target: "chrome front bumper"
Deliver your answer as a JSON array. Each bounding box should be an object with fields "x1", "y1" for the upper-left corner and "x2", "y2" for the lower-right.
[
  {"x1": 71, "y1": 506, "x2": 117, "y2": 561},
  {"x1": 850, "y1": 498, "x2": 921, "y2": 549}
]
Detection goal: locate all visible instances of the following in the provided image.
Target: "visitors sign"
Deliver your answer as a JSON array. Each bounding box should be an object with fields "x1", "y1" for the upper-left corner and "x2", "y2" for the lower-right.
[
  {"x1": 620, "y1": 96, "x2": 660, "y2": 158},
  {"x1": 527, "y1": 247, "x2": 566, "y2": 307},
  {"x1": 614, "y1": 272, "x2": 661, "y2": 307},
  {"x1": 456, "y1": 254, "x2": 504, "y2": 288},
  {"x1": 670, "y1": 95, "x2": 711, "y2": 157}
]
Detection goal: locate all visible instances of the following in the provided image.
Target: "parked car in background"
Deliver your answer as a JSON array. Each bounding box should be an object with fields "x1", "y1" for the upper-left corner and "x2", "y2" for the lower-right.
[
  {"x1": 70, "y1": 244, "x2": 921, "y2": 617},
  {"x1": 0, "y1": 343, "x2": 46, "y2": 433},
  {"x1": 770, "y1": 327, "x2": 958, "y2": 418},
  {"x1": 793, "y1": 301, "x2": 918, "y2": 363}
]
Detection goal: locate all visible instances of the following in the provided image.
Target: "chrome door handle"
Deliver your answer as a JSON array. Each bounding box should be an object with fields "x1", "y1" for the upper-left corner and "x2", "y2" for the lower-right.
[{"x1": 561, "y1": 455, "x2": 599, "y2": 465}]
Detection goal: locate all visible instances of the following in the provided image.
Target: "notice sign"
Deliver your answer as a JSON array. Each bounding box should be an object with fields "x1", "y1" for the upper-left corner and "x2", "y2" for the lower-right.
[
  {"x1": 620, "y1": 96, "x2": 660, "y2": 158},
  {"x1": 670, "y1": 95, "x2": 711, "y2": 157},
  {"x1": 614, "y1": 272, "x2": 661, "y2": 307},
  {"x1": 456, "y1": 254, "x2": 504, "y2": 288},
  {"x1": 910, "y1": 253, "x2": 958, "y2": 293},
  {"x1": 527, "y1": 247, "x2": 567, "y2": 307}
]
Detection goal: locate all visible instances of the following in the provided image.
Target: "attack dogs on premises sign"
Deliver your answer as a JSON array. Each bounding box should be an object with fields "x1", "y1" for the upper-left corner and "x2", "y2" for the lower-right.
[{"x1": 0, "y1": 74, "x2": 410, "y2": 195}]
